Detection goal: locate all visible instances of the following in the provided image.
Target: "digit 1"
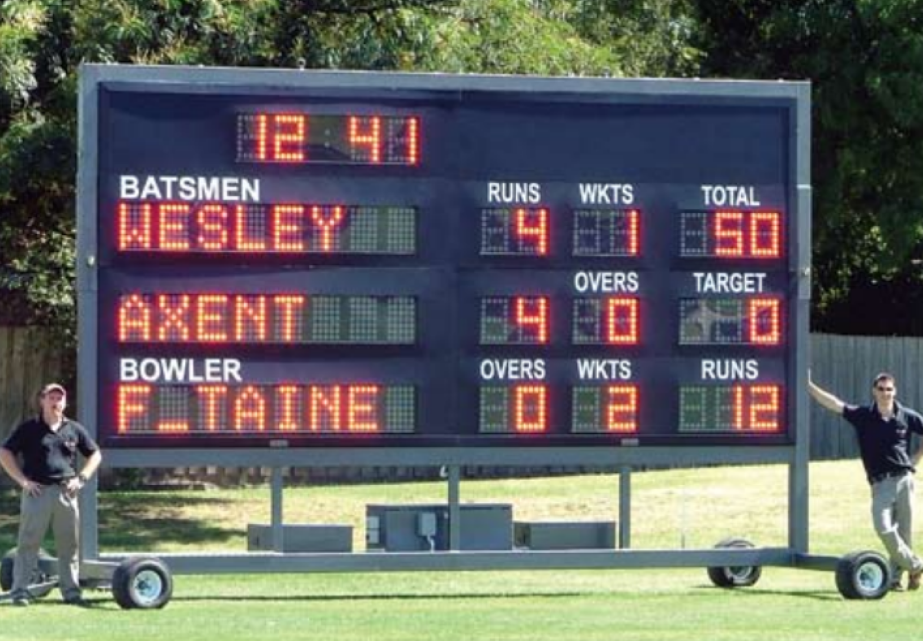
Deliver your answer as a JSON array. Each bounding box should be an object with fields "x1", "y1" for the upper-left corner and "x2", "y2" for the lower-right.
[
  {"x1": 349, "y1": 116, "x2": 382, "y2": 163},
  {"x1": 626, "y1": 209, "x2": 640, "y2": 256},
  {"x1": 714, "y1": 211, "x2": 744, "y2": 257},
  {"x1": 514, "y1": 297, "x2": 549, "y2": 343},
  {"x1": 732, "y1": 384, "x2": 746, "y2": 430},
  {"x1": 405, "y1": 117, "x2": 420, "y2": 165}
]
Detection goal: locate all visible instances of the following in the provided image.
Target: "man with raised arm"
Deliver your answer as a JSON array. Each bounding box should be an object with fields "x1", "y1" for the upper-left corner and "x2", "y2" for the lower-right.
[{"x1": 808, "y1": 371, "x2": 923, "y2": 591}]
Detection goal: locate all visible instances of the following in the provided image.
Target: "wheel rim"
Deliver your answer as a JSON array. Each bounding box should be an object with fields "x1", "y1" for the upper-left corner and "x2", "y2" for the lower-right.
[
  {"x1": 131, "y1": 569, "x2": 164, "y2": 606},
  {"x1": 727, "y1": 566, "x2": 754, "y2": 582},
  {"x1": 856, "y1": 561, "x2": 886, "y2": 594}
]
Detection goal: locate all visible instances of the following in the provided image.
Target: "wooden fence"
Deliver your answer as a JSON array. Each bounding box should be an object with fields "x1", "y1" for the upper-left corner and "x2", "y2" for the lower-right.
[
  {"x1": 808, "y1": 333, "x2": 923, "y2": 460},
  {"x1": 2, "y1": 327, "x2": 922, "y2": 485}
]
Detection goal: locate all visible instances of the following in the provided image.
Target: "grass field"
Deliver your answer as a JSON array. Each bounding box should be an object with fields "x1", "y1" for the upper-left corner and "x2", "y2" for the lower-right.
[{"x1": 1, "y1": 460, "x2": 919, "y2": 640}]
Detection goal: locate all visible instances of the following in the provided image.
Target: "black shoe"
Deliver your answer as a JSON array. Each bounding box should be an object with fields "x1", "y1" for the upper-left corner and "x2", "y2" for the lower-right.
[
  {"x1": 11, "y1": 595, "x2": 31, "y2": 607},
  {"x1": 63, "y1": 596, "x2": 91, "y2": 607}
]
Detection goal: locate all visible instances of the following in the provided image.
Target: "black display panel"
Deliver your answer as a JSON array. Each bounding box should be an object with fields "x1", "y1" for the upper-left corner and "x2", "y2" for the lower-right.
[{"x1": 85, "y1": 70, "x2": 804, "y2": 448}]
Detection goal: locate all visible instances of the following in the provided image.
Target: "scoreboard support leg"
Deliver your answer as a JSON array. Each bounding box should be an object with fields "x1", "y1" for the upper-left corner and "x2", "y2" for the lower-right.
[
  {"x1": 271, "y1": 468, "x2": 284, "y2": 553},
  {"x1": 448, "y1": 465, "x2": 462, "y2": 551},
  {"x1": 619, "y1": 467, "x2": 632, "y2": 549}
]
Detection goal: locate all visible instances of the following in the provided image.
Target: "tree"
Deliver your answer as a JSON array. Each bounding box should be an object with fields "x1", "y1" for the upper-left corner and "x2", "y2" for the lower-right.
[
  {"x1": 695, "y1": 0, "x2": 923, "y2": 333},
  {"x1": 1, "y1": 0, "x2": 703, "y2": 350}
]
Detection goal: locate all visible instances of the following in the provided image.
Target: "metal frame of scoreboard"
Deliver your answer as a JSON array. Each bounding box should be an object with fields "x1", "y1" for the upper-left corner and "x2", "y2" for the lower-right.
[{"x1": 76, "y1": 65, "x2": 827, "y2": 577}]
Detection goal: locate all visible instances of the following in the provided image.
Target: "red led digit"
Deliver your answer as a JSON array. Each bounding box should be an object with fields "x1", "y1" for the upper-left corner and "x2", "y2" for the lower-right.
[
  {"x1": 747, "y1": 297, "x2": 781, "y2": 344},
  {"x1": 157, "y1": 294, "x2": 191, "y2": 342},
  {"x1": 347, "y1": 385, "x2": 380, "y2": 432},
  {"x1": 197, "y1": 385, "x2": 228, "y2": 431},
  {"x1": 197, "y1": 204, "x2": 229, "y2": 251},
  {"x1": 606, "y1": 297, "x2": 639, "y2": 345},
  {"x1": 234, "y1": 295, "x2": 267, "y2": 342},
  {"x1": 234, "y1": 386, "x2": 266, "y2": 431},
  {"x1": 714, "y1": 211, "x2": 745, "y2": 257},
  {"x1": 406, "y1": 117, "x2": 420, "y2": 165},
  {"x1": 515, "y1": 208, "x2": 549, "y2": 255},
  {"x1": 732, "y1": 385, "x2": 745, "y2": 430},
  {"x1": 309, "y1": 385, "x2": 341, "y2": 431},
  {"x1": 273, "y1": 114, "x2": 306, "y2": 162},
  {"x1": 158, "y1": 203, "x2": 191, "y2": 250},
  {"x1": 196, "y1": 294, "x2": 229, "y2": 342},
  {"x1": 118, "y1": 294, "x2": 152, "y2": 341},
  {"x1": 627, "y1": 209, "x2": 640, "y2": 256},
  {"x1": 273, "y1": 295, "x2": 306, "y2": 342},
  {"x1": 514, "y1": 385, "x2": 547, "y2": 433},
  {"x1": 515, "y1": 297, "x2": 549, "y2": 343},
  {"x1": 255, "y1": 114, "x2": 269, "y2": 161},
  {"x1": 275, "y1": 385, "x2": 301, "y2": 431},
  {"x1": 310, "y1": 205, "x2": 345, "y2": 252},
  {"x1": 606, "y1": 385, "x2": 638, "y2": 432},
  {"x1": 749, "y1": 385, "x2": 780, "y2": 431},
  {"x1": 750, "y1": 211, "x2": 781, "y2": 258},
  {"x1": 349, "y1": 116, "x2": 382, "y2": 163},
  {"x1": 234, "y1": 205, "x2": 267, "y2": 251},
  {"x1": 117, "y1": 384, "x2": 150, "y2": 433},
  {"x1": 118, "y1": 202, "x2": 152, "y2": 250},
  {"x1": 272, "y1": 205, "x2": 304, "y2": 251}
]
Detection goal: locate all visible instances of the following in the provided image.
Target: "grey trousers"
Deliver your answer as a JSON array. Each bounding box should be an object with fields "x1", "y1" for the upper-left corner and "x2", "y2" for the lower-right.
[
  {"x1": 871, "y1": 473, "x2": 923, "y2": 579},
  {"x1": 12, "y1": 485, "x2": 81, "y2": 600}
]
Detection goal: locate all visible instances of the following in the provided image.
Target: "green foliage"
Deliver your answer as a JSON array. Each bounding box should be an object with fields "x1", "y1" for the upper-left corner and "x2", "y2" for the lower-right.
[
  {"x1": 0, "y1": 0, "x2": 700, "y2": 348},
  {"x1": 696, "y1": 0, "x2": 923, "y2": 333}
]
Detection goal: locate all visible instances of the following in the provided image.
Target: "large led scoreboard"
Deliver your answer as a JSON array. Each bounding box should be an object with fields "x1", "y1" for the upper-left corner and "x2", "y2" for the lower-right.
[{"x1": 77, "y1": 67, "x2": 810, "y2": 462}]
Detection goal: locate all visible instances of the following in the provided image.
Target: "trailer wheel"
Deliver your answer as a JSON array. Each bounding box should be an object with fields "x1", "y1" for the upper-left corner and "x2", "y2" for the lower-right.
[
  {"x1": 706, "y1": 537, "x2": 762, "y2": 588},
  {"x1": 1, "y1": 548, "x2": 57, "y2": 598},
  {"x1": 112, "y1": 557, "x2": 173, "y2": 609},
  {"x1": 835, "y1": 550, "x2": 891, "y2": 600}
]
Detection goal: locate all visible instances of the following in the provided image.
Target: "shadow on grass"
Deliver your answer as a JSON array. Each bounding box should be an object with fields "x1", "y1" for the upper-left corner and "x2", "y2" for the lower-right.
[
  {"x1": 1, "y1": 490, "x2": 241, "y2": 553},
  {"x1": 167, "y1": 586, "x2": 846, "y2": 603},
  {"x1": 170, "y1": 591, "x2": 623, "y2": 603},
  {"x1": 691, "y1": 584, "x2": 842, "y2": 602},
  {"x1": 100, "y1": 493, "x2": 241, "y2": 550}
]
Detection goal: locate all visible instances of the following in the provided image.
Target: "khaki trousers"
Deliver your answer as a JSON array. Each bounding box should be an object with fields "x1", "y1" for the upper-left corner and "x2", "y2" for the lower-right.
[
  {"x1": 871, "y1": 473, "x2": 923, "y2": 581},
  {"x1": 12, "y1": 485, "x2": 81, "y2": 600}
]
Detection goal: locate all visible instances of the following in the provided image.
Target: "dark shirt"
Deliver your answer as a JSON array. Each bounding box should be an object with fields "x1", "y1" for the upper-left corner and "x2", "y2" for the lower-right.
[
  {"x1": 1, "y1": 416, "x2": 99, "y2": 485},
  {"x1": 843, "y1": 401, "x2": 923, "y2": 484}
]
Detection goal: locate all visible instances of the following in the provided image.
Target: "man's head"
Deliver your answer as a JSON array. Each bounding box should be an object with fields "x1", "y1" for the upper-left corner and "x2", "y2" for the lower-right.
[
  {"x1": 872, "y1": 372, "x2": 897, "y2": 408},
  {"x1": 38, "y1": 383, "x2": 67, "y2": 421}
]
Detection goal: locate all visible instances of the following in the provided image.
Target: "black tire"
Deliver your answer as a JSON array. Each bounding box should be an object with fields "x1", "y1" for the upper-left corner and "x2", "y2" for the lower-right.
[
  {"x1": 706, "y1": 537, "x2": 763, "y2": 588},
  {"x1": 0, "y1": 552, "x2": 12, "y2": 592},
  {"x1": 836, "y1": 550, "x2": 891, "y2": 600},
  {"x1": 1, "y1": 548, "x2": 57, "y2": 598},
  {"x1": 111, "y1": 557, "x2": 173, "y2": 610}
]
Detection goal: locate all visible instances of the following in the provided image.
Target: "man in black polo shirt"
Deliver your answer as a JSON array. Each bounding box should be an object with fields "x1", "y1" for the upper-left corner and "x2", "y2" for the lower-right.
[
  {"x1": 809, "y1": 371, "x2": 923, "y2": 591},
  {"x1": 0, "y1": 383, "x2": 102, "y2": 606}
]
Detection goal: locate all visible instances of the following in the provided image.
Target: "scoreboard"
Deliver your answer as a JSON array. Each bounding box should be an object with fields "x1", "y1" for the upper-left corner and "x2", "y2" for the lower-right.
[{"x1": 77, "y1": 67, "x2": 810, "y2": 457}]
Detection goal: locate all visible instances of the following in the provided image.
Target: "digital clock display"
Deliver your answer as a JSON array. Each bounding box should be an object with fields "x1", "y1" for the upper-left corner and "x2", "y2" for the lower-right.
[
  {"x1": 236, "y1": 113, "x2": 420, "y2": 165},
  {"x1": 82, "y1": 68, "x2": 805, "y2": 451}
]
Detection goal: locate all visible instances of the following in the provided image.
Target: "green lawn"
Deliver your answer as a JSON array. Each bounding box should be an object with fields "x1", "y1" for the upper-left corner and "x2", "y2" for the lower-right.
[{"x1": 1, "y1": 460, "x2": 917, "y2": 640}]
